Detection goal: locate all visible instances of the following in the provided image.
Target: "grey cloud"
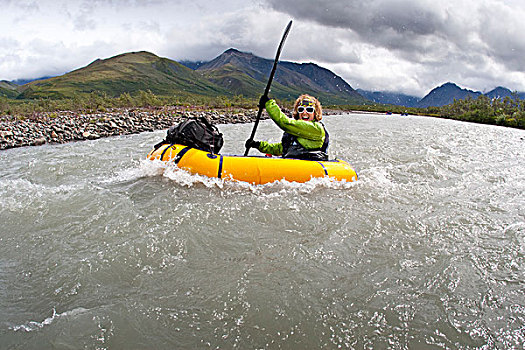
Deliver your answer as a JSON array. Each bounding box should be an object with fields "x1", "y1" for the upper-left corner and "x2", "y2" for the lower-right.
[
  {"x1": 68, "y1": 0, "x2": 165, "y2": 31},
  {"x1": 267, "y1": 0, "x2": 446, "y2": 52},
  {"x1": 0, "y1": 36, "x2": 20, "y2": 49},
  {"x1": 284, "y1": 28, "x2": 361, "y2": 64},
  {"x1": 266, "y1": 0, "x2": 525, "y2": 69},
  {"x1": 477, "y1": 4, "x2": 525, "y2": 72},
  {"x1": 265, "y1": 0, "x2": 503, "y2": 69},
  {"x1": 3, "y1": 0, "x2": 525, "y2": 94},
  {"x1": 71, "y1": 2, "x2": 98, "y2": 30},
  {"x1": 135, "y1": 20, "x2": 161, "y2": 33},
  {"x1": 264, "y1": 0, "x2": 525, "y2": 93},
  {"x1": 8, "y1": 0, "x2": 40, "y2": 12}
]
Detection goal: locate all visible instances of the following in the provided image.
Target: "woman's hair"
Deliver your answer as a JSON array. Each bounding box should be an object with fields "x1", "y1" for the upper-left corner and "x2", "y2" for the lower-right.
[{"x1": 293, "y1": 94, "x2": 323, "y2": 121}]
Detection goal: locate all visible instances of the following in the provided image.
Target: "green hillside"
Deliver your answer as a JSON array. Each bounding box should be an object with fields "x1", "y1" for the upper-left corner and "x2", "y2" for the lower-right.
[
  {"x1": 7, "y1": 49, "x2": 367, "y2": 105},
  {"x1": 199, "y1": 63, "x2": 308, "y2": 99},
  {"x1": 17, "y1": 51, "x2": 231, "y2": 99},
  {"x1": 197, "y1": 49, "x2": 367, "y2": 105},
  {"x1": 199, "y1": 64, "x2": 267, "y2": 96},
  {"x1": 0, "y1": 80, "x2": 19, "y2": 98}
]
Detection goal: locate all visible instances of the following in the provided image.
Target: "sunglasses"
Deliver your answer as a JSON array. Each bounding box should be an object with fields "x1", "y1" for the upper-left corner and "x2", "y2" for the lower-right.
[{"x1": 297, "y1": 106, "x2": 315, "y2": 113}]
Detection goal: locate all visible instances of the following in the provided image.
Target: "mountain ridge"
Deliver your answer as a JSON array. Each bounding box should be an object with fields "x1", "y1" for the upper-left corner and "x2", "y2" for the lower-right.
[
  {"x1": 5, "y1": 49, "x2": 525, "y2": 108},
  {"x1": 416, "y1": 82, "x2": 481, "y2": 108},
  {"x1": 359, "y1": 83, "x2": 525, "y2": 108},
  {"x1": 0, "y1": 80, "x2": 19, "y2": 98},
  {"x1": 194, "y1": 48, "x2": 366, "y2": 104},
  {"x1": 6, "y1": 49, "x2": 366, "y2": 105},
  {"x1": 356, "y1": 89, "x2": 420, "y2": 107},
  {"x1": 16, "y1": 51, "x2": 231, "y2": 99},
  {"x1": 483, "y1": 86, "x2": 525, "y2": 99}
]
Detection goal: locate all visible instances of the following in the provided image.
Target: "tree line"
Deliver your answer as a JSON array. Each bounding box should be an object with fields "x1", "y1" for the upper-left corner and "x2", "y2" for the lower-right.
[
  {"x1": 333, "y1": 94, "x2": 525, "y2": 129},
  {"x1": 435, "y1": 94, "x2": 525, "y2": 128}
]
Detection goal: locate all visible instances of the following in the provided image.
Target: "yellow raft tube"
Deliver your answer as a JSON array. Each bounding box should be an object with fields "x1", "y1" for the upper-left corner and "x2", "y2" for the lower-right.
[{"x1": 147, "y1": 144, "x2": 358, "y2": 184}]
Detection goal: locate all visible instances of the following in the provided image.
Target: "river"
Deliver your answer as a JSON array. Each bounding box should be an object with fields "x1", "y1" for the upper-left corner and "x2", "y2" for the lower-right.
[{"x1": 1, "y1": 113, "x2": 524, "y2": 349}]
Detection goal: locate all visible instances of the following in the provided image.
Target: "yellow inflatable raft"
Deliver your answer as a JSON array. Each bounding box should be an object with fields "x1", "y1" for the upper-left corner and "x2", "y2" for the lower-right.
[{"x1": 147, "y1": 144, "x2": 358, "y2": 184}]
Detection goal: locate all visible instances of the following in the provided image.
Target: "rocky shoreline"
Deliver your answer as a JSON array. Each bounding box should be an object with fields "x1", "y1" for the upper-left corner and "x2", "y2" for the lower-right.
[
  {"x1": 0, "y1": 107, "x2": 267, "y2": 150},
  {"x1": 0, "y1": 107, "x2": 347, "y2": 150}
]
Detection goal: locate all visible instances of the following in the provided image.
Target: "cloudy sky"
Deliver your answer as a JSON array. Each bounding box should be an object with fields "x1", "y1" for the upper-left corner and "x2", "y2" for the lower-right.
[{"x1": 2, "y1": 0, "x2": 525, "y2": 97}]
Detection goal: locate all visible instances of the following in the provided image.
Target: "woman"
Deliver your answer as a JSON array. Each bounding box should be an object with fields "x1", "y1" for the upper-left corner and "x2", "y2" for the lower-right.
[{"x1": 246, "y1": 94, "x2": 329, "y2": 160}]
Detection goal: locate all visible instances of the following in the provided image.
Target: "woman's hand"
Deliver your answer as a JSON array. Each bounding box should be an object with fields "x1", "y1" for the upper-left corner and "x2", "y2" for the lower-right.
[
  {"x1": 245, "y1": 139, "x2": 261, "y2": 149},
  {"x1": 258, "y1": 95, "x2": 270, "y2": 108}
]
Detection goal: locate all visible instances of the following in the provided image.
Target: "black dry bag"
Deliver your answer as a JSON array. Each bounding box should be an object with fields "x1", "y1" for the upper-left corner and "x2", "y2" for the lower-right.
[{"x1": 162, "y1": 117, "x2": 224, "y2": 154}]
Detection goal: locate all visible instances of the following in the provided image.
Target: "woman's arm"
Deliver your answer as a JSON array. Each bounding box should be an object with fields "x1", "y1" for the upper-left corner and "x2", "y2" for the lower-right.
[{"x1": 257, "y1": 141, "x2": 283, "y2": 156}]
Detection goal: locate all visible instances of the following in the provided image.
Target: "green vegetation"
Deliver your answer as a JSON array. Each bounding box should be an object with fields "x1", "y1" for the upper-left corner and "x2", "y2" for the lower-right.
[
  {"x1": 333, "y1": 94, "x2": 524, "y2": 129},
  {"x1": 437, "y1": 94, "x2": 525, "y2": 128},
  {"x1": 0, "y1": 90, "x2": 257, "y2": 117},
  {"x1": 0, "y1": 81, "x2": 19, "y2": 98},
  {"x1": 200, "y1": 63, "x2": 365, "y2": 106},
  {"x1": 1, "y1": 90, "x2": 523, "y2": 130},
  {"x1": 14, "y1": 51, "x2": 232, "y2": 100},
  {"x1": 330, "y1": 103, "x2": 418, "y2": 115}
]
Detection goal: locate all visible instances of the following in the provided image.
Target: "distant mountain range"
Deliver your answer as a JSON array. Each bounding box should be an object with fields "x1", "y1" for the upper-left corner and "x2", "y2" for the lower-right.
[
  {"x1": 360, "y1": 83, "x2": 525, "y2": 108},
  {"x1": 0, "y1": 49, "x2": 366, "y2": 105},
  {"x1": 2, "y1": 49, "x2": 524, "y2": 108},
  {"x1": 356, "y1": 89, "x2": 420, "y2": 107}
]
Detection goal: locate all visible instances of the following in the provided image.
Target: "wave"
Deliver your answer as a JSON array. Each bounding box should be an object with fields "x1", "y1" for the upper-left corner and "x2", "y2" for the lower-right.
[
  {"x1": 0, "y1": 178, "x2": 81, "y2": 211},
  {"x1": 99, "y1": 157, "x2": 360, "y2": 194},
  {"x1": 98, "y1": 158, "x2": 166, "y2": 184},
  {"x1": 9, "y1": 307, "x2": 89, "y2": 332},
  {"x1": 159, "y1": 161, "x2": 359, "y2": 193}
]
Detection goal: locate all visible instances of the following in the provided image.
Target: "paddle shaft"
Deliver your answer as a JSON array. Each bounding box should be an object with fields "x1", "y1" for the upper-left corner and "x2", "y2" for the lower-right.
[{"x1": 244, "y1": 20, "x2": 292, "y2": 156}]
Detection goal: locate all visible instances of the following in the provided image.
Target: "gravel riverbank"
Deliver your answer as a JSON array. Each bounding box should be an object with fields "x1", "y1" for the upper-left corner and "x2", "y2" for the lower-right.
[
  {"x1": 0, "y1": 107, "x2": 265, "y2": 150},
  {"x1": 0, "y1": 106, "x2": 348, "y2": 150}
]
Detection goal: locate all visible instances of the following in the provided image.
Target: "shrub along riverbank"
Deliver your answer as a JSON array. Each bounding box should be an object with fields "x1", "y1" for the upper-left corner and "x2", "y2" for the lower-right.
[
  {"x1": 336, "y1": 94, "x2": 525, "y2": 129},
  {"x1": 436, "y1": 94, "x2": 525, "y2": 128}
]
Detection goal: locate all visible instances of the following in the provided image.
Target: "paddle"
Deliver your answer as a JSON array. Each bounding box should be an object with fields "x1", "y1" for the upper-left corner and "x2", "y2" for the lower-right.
[{"x1": 244, "y1": 20, "x2": 293, "y2": 156}]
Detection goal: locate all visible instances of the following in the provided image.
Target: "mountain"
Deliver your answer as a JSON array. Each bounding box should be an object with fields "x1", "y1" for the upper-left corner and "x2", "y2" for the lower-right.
[
  {"x1": 6, "y1": 49, "x2": 366, "y2": 104},
  {"x1": 195, "y1": 48, "x2": 366, "y2": 105},
  {"x1": 485, "y1": 86, "x2": 513, "y2": 99},
  {"x1": 417, "y1": 82, "x2": 482, "y2": 108},
  {"x1": 179, "y1": 60, "x2": 207, "y2": 70},
  {"x1": 17, "y1": 51, "x2": 230, "y2": 99},
  {"x1": 11, "y1": 77, "x2": 54, "y2": 85},
  {"x1": 356, "y1": 84, "x2": 525, "y2": 109},
  {"x1": 0, "y1": 80, "x2": 19, "y2": 98},
  {"x1": 356, "y1": 89, "x2": 420, "y2": 107},
  {"x1": 484, "y1": 86, "x2": 525, "y2": 100},
  {"x1": 348, "y1": 84, "x2": 525, "y2": 108},
  {"x1": 11, "y1": 48, "x2": 523, "y2": 108}
]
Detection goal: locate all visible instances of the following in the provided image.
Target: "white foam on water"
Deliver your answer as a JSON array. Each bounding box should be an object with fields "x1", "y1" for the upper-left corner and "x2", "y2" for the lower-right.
[
  {"x1": 98, "y1": 158, "x2": 166, "y2": 184},
  {"x1": 358, "y1": 165, "x2": 394, "y2": 188},
  {"x1": 2, "y1": 114, "x2": 524, "y2": 348},
  {"x1": 9, "y1": 307, "x2": 89, "y2": 332},
  {"x1": 0, "y1": 178, "x2": 80, "y2": 210},
  {"x1": 158, "y1": 160, "x2": 359, "y2": 194}
]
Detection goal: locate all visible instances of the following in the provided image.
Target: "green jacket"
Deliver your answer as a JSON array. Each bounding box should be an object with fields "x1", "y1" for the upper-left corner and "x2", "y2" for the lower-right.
[{"x1": 257, "y1": 99, "x2": 326, "y2": 156}]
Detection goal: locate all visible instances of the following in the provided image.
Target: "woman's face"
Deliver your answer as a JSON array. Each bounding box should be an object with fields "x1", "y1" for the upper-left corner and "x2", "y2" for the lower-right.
[{"x1": 297, "y1": 100, "x2": 316, "y2": 121}]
